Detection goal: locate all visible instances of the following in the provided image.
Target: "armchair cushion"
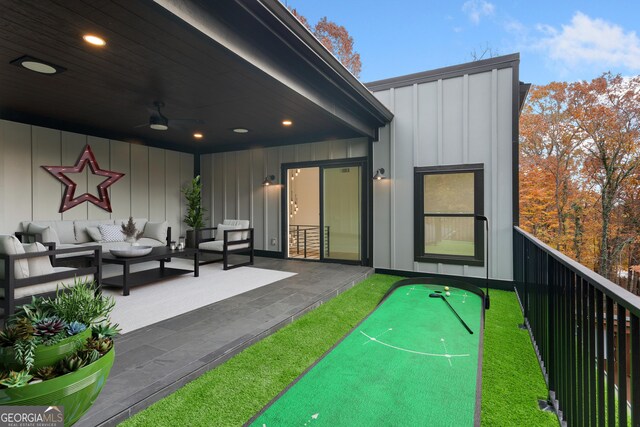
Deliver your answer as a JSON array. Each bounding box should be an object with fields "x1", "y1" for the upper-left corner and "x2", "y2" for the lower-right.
[
  {"x1": 199, "y1": 240, "x2": 249, "y2": 252},
  {"x1": 0, "y1": 235, "x2": 29, "y2": 279},
  {"x1": 143, "y1": 221, "x2": 168, "y2": 243},
  {"x1": 0, "y1": 268, "x2": 94, "y2": 299},
  {"x1": 223, "y1": 220, "x2": 250, "y2": 239},
  {"x1": 27, "y1": 224, "x2": 60, "y2": 245},
  {"x1": 215, "y1": 224, "x2": 241, "y2": 242},
  {"x1": 23, "y1": 242, "x2": 54, "y2": 276}
]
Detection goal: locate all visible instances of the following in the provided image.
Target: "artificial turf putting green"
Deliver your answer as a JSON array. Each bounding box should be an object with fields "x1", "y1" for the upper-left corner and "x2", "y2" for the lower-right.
[
  {"x1": 120, "y1": 275, "x2": 556, "y2": 427},
  {"x1": 250, "y1": 282, "x2": 482, "y2": 426}
]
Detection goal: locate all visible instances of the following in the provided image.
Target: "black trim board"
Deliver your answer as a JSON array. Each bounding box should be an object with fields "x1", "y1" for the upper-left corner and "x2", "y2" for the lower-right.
[
  {"x1": 375, "y1": 268, "x2": 515, "y2": 292},
  {"x1": 254, "y1": 250, "x2": 284, "y2": 259},
  {"x1": 365, "y1": 53, "x2": 520, "y2": 91}
]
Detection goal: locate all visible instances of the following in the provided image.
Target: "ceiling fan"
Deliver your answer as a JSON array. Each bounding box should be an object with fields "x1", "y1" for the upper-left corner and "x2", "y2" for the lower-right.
[{"x1": 135, "y1": 101, "x2": 203, "y2": 131}]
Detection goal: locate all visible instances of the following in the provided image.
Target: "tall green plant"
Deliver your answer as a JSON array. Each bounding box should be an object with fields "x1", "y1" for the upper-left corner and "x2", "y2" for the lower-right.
[
  {"x1": 50, "y1": 279, "x2": 115, "y2": 326},
  {"x1": 182, "y1": 175, "x2": 206, "y2": 229}
]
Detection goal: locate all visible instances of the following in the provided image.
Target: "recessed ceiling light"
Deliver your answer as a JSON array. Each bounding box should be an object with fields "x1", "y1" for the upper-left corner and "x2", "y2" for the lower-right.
[
  {"x1": 10, "y1": 55, "x2": 66, "y2": 75},
  {"x1": 233, "y1": 128, "x2": 249, "y2": 133},
  {"x1": 193, "y1": 133, "x2": 203, "y2": 139},
  {"x1": 83, "y1": 34, "x2": 106, "y2": 46},
  {"x1": 282, "y1": 120, "x2": 293, "y2": 126}
]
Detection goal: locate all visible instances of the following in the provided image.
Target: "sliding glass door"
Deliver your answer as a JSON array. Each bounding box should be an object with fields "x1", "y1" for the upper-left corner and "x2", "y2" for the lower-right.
[{"x1": 321, "y1": 165, "x2": 362, "y2": 262}]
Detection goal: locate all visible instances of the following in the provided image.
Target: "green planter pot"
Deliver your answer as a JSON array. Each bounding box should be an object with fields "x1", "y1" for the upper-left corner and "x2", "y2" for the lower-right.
[
  {"x1": 0, "y1": 347, "x2": 115, "y2": 426},
  {"x1": 0, "y1": 328, "x2": 91, "y2": 371}
]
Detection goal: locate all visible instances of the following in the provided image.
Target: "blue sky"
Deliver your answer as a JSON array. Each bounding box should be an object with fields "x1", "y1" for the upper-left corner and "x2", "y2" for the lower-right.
[{"x1": 285, "y1": 0, "x2": 640, "y2": 85}]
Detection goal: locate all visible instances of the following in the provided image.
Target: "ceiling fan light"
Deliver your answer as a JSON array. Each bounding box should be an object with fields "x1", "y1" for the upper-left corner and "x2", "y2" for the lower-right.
[{"x1": 149, "y1": 115, "x2": 168, "y2": 131}]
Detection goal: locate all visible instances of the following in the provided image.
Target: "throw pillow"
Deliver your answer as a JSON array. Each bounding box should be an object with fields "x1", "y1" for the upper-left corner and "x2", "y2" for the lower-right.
[
  {"x1": 215, "y1": 224, "x2": 242, "y2": 242},
  {"x1": 23, "y1": 242, "x2": 54, "y2": 276},
  {"x1": 143, "y1": 221, "x2": 168, "y2": 243},
  {"x1": 98, "y1": 224, "x2": 124, "y2": 242},
  {"x1": 27, "y1": 224, "x2": 60, "y2": 245},
  {"x1": 0, "y1": 235, "x2": 29, "y2": 279},
  {"x1": 86, "y1": 226, "x2": 103, "y2": 242}
]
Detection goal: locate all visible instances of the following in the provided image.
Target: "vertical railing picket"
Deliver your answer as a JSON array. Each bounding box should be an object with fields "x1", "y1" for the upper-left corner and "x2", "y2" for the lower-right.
[
  {"x1": 576, "y1": 276, "x2": 584, "y2": 427},
  {"x1": 618, "y1": 304, "x2": 628, "y2": 427},
  {"x1": 631, "y1": 314, "x2": 640, "y2": 426},
  {"x1": 596, "y1": 289, "x2": 605, "y2": 426},
  {"x1": 589, "y1": 284, "x2": 597, "y2": 426},
  {"x1": 605, "y1": 297, "x2": 615, "y2": 427}
]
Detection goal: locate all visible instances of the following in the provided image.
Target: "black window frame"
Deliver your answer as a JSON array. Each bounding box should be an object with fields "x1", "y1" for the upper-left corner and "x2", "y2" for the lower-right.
[{"x1": 414, "y1": 163, "x2": 484, "y2": 266}]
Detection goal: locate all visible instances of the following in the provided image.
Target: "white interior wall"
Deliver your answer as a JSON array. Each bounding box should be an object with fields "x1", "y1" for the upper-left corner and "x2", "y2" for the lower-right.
[
  {"x1": 372, "y1": 67, "x2": 515, "y2": 281},
  {"x1": 0, "y1": 119, "x2": 194, "y2": 237}
]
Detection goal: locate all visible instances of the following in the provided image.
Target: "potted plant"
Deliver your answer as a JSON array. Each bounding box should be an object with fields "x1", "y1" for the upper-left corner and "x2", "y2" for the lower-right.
[
  {"x1": 121, "y1": 216, "x2": 144, "y2": 246},
  {"x1": 182, "y1": 175, "x2": 206, "y2": 248},
  {"x1": 0, "y1": 279, "x2": 119, "y2": 426}
]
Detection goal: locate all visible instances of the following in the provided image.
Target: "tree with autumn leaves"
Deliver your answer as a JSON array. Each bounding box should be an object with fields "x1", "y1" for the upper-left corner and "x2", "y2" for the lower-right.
[
  {"x1": 289, "y1": 8, "x2": 362, "y2": 78},
  {"x1": 521, "y1": 73, "x2": 640, "y2": 286}
]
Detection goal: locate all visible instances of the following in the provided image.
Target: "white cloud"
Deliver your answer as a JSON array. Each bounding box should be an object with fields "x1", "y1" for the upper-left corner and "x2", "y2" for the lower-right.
[
  {"x1": 537, "y1": 12, "x2": 640, "y2": 70},
  {"x1": 462, "y1": 0, "x2": 495, "y2": 24}
]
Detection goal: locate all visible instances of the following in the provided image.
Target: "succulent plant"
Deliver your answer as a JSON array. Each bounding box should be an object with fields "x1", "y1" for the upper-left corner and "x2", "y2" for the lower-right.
[
  {"x1": 92, "y1": 322, "x2": 121, "y2": 339},
  {"x1": 67, "y1": 321, "x2": 87, "y2": 336},
  {"x1": 10, "y1": 296, "x2": 54, "y2": 325},
  {"x1": 0, "y1": 327, "x2": 19, "y2": 347},
  {"x1": 59, "y1": 354, "x2": 86, "y2": 374},
  {"x1": 34, "y1": 317, "x2": 67, "y2": 339},
  {"x1": 14, "y1": 317, "x2": 35, "y2": 341},
  {"x1": 34, "y1": 366, "x2": 58, "y2": 381},
  {"x1": 78, "y1": 349, "x2": 101, "y2": 366},
  {"x1": 85, "y1": 337, "x2": 113, "y2": 355},
  {"x1": 0, "y1": 370, "x2": 33, "y2": 388}
]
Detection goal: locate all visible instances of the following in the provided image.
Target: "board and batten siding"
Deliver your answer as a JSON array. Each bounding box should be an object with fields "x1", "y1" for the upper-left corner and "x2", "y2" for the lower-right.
[
  {"x1": 200, "y1": 137, "x2": 368, "y2": 252},
  {"x1": 0, "y1": 119, "x2": 194, "y2": 237},
  {"x1": 372, "y1": 67, "x2": 515, "y2": 281}
]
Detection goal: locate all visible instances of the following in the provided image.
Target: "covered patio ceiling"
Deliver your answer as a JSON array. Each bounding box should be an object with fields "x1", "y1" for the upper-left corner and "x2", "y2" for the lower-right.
[{"x1": 0, "y1": 0, "x2": 392, "y2": 154}]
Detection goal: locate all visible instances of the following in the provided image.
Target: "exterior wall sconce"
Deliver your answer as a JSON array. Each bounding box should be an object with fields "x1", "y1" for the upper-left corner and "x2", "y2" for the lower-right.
[
  {"x1": 263, "y1": 175, "x2": 276, "y2": 186},
  {"x1": 373, "y1": 168, "x2": 386, "y2": 180}
]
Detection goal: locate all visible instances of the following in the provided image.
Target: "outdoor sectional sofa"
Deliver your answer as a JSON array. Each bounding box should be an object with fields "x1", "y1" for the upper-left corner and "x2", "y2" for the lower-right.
[{"x1": 16, "y1": 218, "x2": 171, "y2": 265}]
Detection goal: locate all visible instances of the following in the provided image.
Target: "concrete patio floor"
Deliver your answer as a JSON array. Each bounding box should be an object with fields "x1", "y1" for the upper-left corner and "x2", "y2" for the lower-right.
[{"x1": 77, "y1": 257, "x2": 373, "y2": 427}]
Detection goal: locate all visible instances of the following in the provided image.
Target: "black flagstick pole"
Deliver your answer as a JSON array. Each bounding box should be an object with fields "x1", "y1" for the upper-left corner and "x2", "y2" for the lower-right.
[{"x1": 476, "y1": 215, "x2": 490, "y2": 310}]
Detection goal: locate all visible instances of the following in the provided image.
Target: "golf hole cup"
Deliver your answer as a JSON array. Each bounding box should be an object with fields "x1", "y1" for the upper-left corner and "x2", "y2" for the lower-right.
[{"x1": 170, "y1": 241, "x2": 177, "y2": 250}]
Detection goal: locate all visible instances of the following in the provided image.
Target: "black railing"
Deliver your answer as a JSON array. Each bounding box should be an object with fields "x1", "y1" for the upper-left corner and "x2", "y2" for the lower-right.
[
  {"x1": 514, "y1": 226, "x2": 640, "y2": 426},
  {"x1": 289, "y1": 225, "x2": 320, "y2": 259}
]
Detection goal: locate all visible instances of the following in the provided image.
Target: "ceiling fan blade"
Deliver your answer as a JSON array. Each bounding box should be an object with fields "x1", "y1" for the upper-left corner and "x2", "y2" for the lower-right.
[
  {"x1": 169, "y1": 118, "x2": 204, "y2": 125},
  {"x1": 133, "y1": 122, "x2": 149, "y2": 128}
]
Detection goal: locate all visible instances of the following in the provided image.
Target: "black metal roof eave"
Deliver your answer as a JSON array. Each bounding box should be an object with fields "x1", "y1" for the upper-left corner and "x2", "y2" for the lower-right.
[
  {"x1": 252, "y1": 0, "x2": 394, "y2": 126},
  {"x1": 365, "y1": 53, "x2": 522, "y2": 92}
]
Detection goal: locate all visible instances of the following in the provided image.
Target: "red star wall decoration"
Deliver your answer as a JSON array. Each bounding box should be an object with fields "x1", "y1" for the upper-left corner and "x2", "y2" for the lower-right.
[{"x1": 42, "y1": 145, "x2": 125, "y2": 213}]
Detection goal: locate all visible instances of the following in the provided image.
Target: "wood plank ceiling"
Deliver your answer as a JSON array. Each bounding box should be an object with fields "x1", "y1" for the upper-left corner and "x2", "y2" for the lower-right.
[{"x1": 0, "y1": 0, "x2": 366, "y2": 153}]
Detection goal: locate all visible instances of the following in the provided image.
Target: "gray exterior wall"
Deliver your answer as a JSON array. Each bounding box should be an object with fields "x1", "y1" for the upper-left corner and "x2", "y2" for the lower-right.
[
  {"x1": 0, "y1": 119, "x2": 194, "y2": 236},
  {"x1": 371, "y1": 65, "x2": 516, "y2": 281},
  {"x1": 200, "y1": 138, "x2": 368, "y2": 252}
]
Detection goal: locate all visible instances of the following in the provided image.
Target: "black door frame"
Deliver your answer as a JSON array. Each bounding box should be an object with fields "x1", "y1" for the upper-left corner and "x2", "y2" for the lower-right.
[{"x1": 281, "y1": 157, "x2": 369, "y2": 266}]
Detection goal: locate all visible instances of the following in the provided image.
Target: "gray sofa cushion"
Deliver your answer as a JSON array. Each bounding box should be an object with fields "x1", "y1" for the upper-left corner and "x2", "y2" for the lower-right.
[
  {"x1": 86, "y1": 227, "x2": 102, "y2": 242},
  {"x1": 74, "y1": 220, "x2": 115, "y2": 243},
  {"x1": 136, "y1": 238, "x2": 165, "y2": 247},
  {"x1": 27, "y1": 221, "x2": 75, "y2": 244},
  {"x1": 199, "y1": 240, "x2": 249, "y2": 252},
  {"x1": 99, "y1": 224, "x2": 124, "y2": 242},
  {"x1": 27, "y1": 224, "x2": 60, "y2": 245},
  {"x1": 23, "y1": 242, "x2": 54, "y2": 276},
  {"x1": 0, "y1": 235, "x2": 29, "y2": 279},
  {"x1": 143, "y1": 221, "x2": 167, "y2": 243}
]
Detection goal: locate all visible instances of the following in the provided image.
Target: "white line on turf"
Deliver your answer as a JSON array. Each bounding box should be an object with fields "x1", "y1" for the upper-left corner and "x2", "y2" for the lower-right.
[
  {"x1": 441, "y1": 338, "x2": 452, "y2": 367},
  {"x1": 360, "y1": 331, "x2": 470, "y2": 359},
  {"x1": 363, "y1": 327, "x2": 393, "y2": 345}
]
